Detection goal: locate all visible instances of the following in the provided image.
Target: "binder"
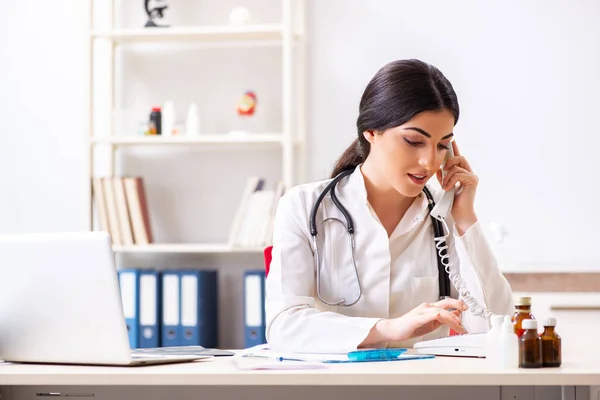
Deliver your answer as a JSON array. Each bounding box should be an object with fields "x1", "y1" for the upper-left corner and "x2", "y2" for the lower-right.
[
  {"x1": 117, "y1": 269, "x2": 140, "y2": 349},
  {"x1": 180, "y1": 270, "x2": 218, "y2": 348},
  {"x1": 161, "y1": 271, "x2": 181, "y2": 347},
  {"x1": 243, "y1": 270, "x2": 266, "y2": 348},
  {"x1": 138, "y1": 270, "x2": 160, "y2": 348}
]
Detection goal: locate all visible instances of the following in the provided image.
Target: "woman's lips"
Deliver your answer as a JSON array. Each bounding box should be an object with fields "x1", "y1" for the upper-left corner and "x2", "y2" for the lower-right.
[{"x1": 408, "y1": 173, "x2": 426, "y2": 184}]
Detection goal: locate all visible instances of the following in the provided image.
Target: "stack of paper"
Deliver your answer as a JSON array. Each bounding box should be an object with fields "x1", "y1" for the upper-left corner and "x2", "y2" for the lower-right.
[{"x1": 229, "y1": 344, "x2": 434, "y2": 370}]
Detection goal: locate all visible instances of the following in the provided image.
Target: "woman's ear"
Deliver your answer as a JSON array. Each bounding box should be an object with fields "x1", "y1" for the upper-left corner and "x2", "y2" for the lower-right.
[{"x1": 363, "y1": 129, "x2": 375, "y2": 144}]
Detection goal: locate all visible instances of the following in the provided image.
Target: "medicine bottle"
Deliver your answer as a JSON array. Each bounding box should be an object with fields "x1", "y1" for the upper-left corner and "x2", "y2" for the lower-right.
[
  {"x1": 512, "y1": 296, "x2": 535, "y2": 337},
  {"x1": 486, "y1": 315, "x2": 504, "y2": 364},
  {"x1": 519, "y1": 319, "x2": 542, "y2": 368},
  {"x1": 149, "y1": 107, "x2": 162, "y2": 135},
  {"x1": 540, "y1": 317, "x2": 561, "y2": 367},
  {"x1": 499, "y1": 315, "x2": 519, "y2": 368}
]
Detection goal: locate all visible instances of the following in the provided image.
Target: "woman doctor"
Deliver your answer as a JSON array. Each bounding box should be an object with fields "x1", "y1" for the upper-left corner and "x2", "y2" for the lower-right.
[{"x1": 265, "y1": 59, "x2": 513, "y2": 353}]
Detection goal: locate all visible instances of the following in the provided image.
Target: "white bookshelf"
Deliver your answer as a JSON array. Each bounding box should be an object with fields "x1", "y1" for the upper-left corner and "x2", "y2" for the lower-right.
[
  {"x1": 112, "y1": 243, "x2": 264, "y2": 254},
  {"x1": 90, "y1": 133, "x2": 284, "y2": 146},
  {"x1": 88, "y1": 0, "x2": 307, "y2": 254},
  {"x1": 90, "y1": 23, "x2": 286, "y2": 44}
]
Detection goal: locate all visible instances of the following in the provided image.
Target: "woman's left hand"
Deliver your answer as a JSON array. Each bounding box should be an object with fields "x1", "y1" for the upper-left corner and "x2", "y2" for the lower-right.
[{"x1": 435, "y1": 140, "x2": 478, "y2": 235}]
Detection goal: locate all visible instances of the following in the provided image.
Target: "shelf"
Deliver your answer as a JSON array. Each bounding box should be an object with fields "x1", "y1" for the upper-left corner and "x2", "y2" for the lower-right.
[
  {"x1": 90, "y1": 134, "x2": 284, "y2": 146},
  {"x1": 90, "y1": 24, "x2": 284, "y2": 44},
  {"x1": 112, "y1": 243, "x2": 265, "y2": 254}
]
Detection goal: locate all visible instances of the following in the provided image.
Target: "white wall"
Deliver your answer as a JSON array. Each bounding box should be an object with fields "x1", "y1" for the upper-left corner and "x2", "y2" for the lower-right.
[
  {"x1": 307, "y1": 0, "x2": 600, "y2": 272},
  {"x1": 0, "y1": 1, "x2": 89, "y2": 234},
  {"x1": 1, "y1": 0, "x2": 600, "y2": 349}
]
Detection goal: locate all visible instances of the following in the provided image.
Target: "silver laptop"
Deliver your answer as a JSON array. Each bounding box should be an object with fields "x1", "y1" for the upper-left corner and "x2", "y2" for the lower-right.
[{"x1": 0, "y1": 231, "x2": 213, "y2": 366}]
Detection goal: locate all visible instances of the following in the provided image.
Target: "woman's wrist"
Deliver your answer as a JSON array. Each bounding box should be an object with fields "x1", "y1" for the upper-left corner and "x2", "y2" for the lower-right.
[
  {"x1": 358, "y1": 319, "x2": 390, "y2": 348},
  {"x1": 454, "y1": 211, "x2": 478, "y2": 236}
]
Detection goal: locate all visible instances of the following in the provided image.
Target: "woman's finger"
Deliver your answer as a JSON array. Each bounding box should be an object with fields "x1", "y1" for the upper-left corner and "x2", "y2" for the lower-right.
[
  {"x1": 444, "y1": 155, "x2": 472, "y2": 173},
  {"x1": 416, "y1": 308, "x2": 467, "y2": 334},
  {"x1": 444, "y1": 171, "x2": 478, "y2": 191},
  {"x1": 452, "y1": 140, "x2": 461, "y2": 157},
  {"x1": 441, "y1": 166, "x2": 467, "y2": 189},
  {"x1": 437, "y1": 309, "x2": 467, "y2": 334},
  {"x1": 442, "y1": 165, "x2": 465, "y2": 184},
  {"x1": 436, "y1": 168, "x2": 444, "y2": 186},
  {"x1": 432, "y1": 297, "x2": 468, "y2": 311}
]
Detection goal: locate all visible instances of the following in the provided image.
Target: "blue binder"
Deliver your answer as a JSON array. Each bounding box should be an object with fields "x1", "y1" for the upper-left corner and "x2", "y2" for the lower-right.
[
  {"x1": 161, "y1": 271, "x2": 181, "y2": 347},
  {"x1": 138, "y1": 270, "x2": 160, "y2": 348},
  {"x1": 243, "y1": 270, "x2": 266, "y2": 348},
  {"x1": 117, "y1": 269, "x2": 140, "y2": 349},
  {"x1": 180, "y1": 270, "x2": 218, "y2": 348}
]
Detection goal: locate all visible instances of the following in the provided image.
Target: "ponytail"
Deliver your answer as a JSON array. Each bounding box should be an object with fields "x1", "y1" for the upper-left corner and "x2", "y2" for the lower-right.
[{"x1": 330, "y1": 137, "x2": 369, "y2": 178}]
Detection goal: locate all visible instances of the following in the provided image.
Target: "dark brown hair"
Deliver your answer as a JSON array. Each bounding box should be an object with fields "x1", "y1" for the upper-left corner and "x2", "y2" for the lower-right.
[{"x1": 331, "y1": 59, "x2": 460, "y2": 178}]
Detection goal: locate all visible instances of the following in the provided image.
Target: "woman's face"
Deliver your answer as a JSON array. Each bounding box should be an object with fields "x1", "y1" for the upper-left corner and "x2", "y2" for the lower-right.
[{"x1": 365, "y1": 109, "x2": 455, "y2": 198}]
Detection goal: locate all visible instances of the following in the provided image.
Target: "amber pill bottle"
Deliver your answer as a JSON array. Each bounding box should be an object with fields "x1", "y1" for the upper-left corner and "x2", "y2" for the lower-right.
[
  {"x1": 512, "y1": 296, "x2": 535, "y2": 337},
  {"x1": 540, "y1": 317, "x2": 562, "y2": 367},
  {"x1": 519, "y1": 319, "x2": 542, "y2": 368}
]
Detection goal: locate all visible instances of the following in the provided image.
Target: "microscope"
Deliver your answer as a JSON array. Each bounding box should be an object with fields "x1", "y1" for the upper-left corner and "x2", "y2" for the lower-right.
[{"x1": 144, "y1": 0, "x2": 170, "y2": 27}]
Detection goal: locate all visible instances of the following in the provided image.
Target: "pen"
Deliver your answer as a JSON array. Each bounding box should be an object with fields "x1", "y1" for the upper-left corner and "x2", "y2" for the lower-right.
[
  {"x1": 277, "y1": 357, "x2": 305, "y2": 362},
  {"x1": 242, "y1": 354, "x2": 306, "y2": 362}
]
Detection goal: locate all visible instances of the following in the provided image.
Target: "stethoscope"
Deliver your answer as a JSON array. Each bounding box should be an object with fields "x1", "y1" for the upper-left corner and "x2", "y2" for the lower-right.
[{"x1": 309, "y1": 168, "x2": 451, "y2": 307}]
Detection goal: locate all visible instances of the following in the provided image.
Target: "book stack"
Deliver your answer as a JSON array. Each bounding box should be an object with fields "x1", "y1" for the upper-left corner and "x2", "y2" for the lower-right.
[
  {"x1": 228, "y1": 177, "x2": 286, "y2": 249},
  {"x1": 92, "y1": 176, "x2": 153, "y2": 246}
]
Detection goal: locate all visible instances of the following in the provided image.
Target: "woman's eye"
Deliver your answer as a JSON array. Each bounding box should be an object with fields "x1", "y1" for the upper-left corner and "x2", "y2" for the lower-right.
[
  {"x1": 404, "y1": 138, "x2": 422, "y2": 147},
  {"x1": 404, "y1": 138, "x2": 449, "y2": 150}
]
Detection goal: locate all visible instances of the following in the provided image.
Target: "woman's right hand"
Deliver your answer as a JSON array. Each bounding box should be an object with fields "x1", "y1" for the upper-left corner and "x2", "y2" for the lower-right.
[{"x1": 377, "y1": 298, "x2": 468, "y2": 342}]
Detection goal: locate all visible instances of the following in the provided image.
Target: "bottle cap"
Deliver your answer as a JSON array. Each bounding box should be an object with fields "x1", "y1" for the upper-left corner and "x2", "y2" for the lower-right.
[
  {"x1": 543, "y1": 317, "x2": 557, "y2": 327},
  {"x1": 522, "y1": 319, "x2": 537, "y2": 330},
  {"x1": 491, "y1": 315, "x2": 504, "y2": 327},
  {"x1": 501, "y1": 315, "x2": 514, "y2": 333},
  {"x1": 152, "y1": 107, "x2": 161, "y2": 112},
  {"x1": 514, "y1": 296, "x2": 532, "y2": 306}
]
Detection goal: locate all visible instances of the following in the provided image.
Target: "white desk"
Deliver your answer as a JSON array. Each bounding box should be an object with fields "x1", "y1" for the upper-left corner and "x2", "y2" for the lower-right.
[{"x1": 0, "y1": 350, "x2": 598, "y2": 400}]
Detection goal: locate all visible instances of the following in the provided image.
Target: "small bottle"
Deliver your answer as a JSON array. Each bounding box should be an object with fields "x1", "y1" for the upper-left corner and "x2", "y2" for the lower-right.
[
  {"x1": 149, "y1": 106, "x2": 162, "y2": 135},
  {"x1": 162, "y1": 100, "x2": 175, "y2": 136},
  {"x1": 185, "y1": 103, "x2": 200, "y2": 136},
  {"x1": 499, "y1": 315, "x2": 519, "y2": 368},
  {"x1": 540, "y1": 317, "x2": 561, "y2": 367},
  {"x1": 512, "y1": 296, "x2": 535, "y2": 337},
  {"x1": 486, "y1": 315, "x2": 504, "y2": 365},
  {"x1": 519, "y1": 319, "x2": 542, "y2": 368}
]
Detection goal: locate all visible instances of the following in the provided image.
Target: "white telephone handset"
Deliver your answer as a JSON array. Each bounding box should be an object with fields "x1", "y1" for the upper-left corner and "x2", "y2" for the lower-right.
[{"x1": 430, "y1": 144, "x2": 455, "y2": 221}]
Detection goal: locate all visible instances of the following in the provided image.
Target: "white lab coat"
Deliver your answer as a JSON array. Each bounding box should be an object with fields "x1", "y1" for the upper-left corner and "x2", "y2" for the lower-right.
[{"x1": 265, "y1": 164, "x2": 514, "y2": 353}]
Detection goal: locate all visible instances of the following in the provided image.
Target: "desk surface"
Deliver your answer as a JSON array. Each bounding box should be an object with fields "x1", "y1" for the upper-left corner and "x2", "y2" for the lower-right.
[{"x1": 0, "y1": 351, "x2": 598, "y2": 387}]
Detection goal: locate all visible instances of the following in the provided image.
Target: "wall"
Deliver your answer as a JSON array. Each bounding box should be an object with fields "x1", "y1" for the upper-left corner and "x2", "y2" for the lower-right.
[
  {"x1": 1, "y1": 0, "x2": 599, "y2": 349},
  {"x1": 306, "y1": 0, "x2": 600, "y2": 273},
  {"x1": 0, "y1": 1, "x2": 89, "y2": 234}
]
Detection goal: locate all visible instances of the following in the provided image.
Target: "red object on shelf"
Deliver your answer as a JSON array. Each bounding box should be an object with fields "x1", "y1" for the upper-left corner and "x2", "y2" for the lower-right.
[{"x1": 237, "y1": 91, "x2": 257, "y2": 116}]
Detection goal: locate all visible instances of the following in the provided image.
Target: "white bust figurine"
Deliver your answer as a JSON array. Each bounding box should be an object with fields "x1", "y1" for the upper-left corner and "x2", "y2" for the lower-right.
[{"x1": 229, "y1": 7, "x2": 251, "y2": 26}]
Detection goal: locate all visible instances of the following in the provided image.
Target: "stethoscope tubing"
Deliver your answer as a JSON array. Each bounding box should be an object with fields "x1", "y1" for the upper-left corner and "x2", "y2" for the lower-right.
[{"x1": 310, "y1": 169, "x2": 452, "y2": 306}]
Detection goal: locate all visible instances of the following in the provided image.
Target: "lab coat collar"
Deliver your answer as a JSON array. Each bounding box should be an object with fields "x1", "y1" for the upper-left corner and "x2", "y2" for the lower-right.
[
  {"x1": 345, "y1": 164, "x2": 431, "y2": 237},
  {"x1": 343, "y1": 164, "x2": 369, "y2": 203}
]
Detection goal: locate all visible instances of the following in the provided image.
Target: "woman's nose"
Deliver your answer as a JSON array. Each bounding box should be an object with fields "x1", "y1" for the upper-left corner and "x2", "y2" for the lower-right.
[{"x1": 418, "y1": 149, "x2": 438, "y2": 172}]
